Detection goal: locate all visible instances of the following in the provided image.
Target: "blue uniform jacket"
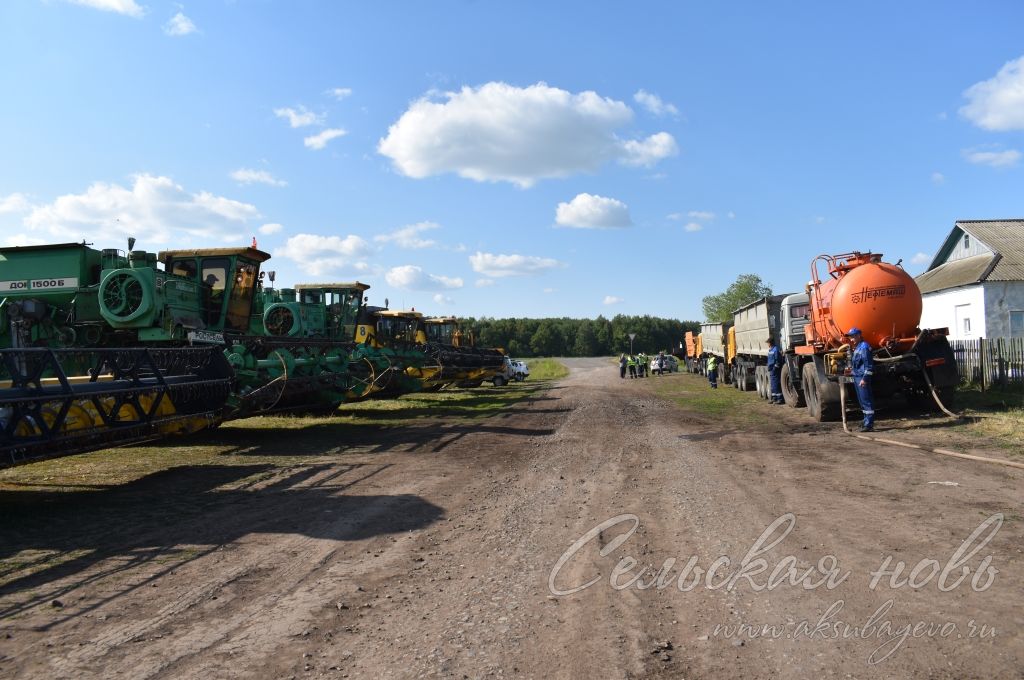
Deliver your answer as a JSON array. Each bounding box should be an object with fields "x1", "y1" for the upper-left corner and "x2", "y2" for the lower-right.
[
  {"x1": 852, "y1": 340, "x2": 874, "y2": 379},
  {"x1": 767, "y1": 345, "x2": 783, "y2": 371}
]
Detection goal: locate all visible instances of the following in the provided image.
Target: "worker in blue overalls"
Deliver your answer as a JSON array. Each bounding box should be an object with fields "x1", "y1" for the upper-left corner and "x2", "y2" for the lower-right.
[
  {"x1": 847, "y1": 327, "x2": 875, "y2": 432},
  {"x1": 766, "y1": 336, "x2": 784, "y2": 404}
]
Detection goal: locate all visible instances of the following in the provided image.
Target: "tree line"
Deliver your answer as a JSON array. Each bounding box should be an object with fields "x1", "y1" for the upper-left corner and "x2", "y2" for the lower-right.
[{"x1": 461, "y1": 315, "x2": 701, "y2": 358}]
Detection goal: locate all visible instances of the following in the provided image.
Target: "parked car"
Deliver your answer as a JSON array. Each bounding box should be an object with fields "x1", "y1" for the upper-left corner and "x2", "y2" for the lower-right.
[
  {"x1": 650, "y1": 355, "x2": 678, "y2": 374},
  {"x1": 493, "y1": 357, "x2": 530, "y2": 386}
]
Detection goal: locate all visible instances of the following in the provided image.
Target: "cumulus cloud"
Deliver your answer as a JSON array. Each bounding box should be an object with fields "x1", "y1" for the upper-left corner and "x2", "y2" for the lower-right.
[
  {"x1": 304, "y1": 128, "x2": 347, "y2": 150},
  {"x1": 910, "y1": 252, "x2": 931, "y2": 265},
  {"x1": 0, "y1": 193, "x2": 30, "y2": 214},
  {"x1": 327, "y1": 87, "x2": 353, "y2": 100},
  {"x1": 931, "y1": 172, "x2": 946, "y2": 185},
  {"x1": 555, "y1": 193, "x2": 631, "y2": 229},
  {"x1": 230, "y1": 168, "x2": 287, "y2": 187},
  {"x1": 684, "y1": 222, "x2": 703, "y2": 232},
  {"x1": 619, "y1": 132, "x2": 678, "y2": 167},
  {"x1": 22, "y1": 174, "x2": 259, "y2": 246},
  {"x1": 275, "y1": 233, "x2": 373, "y2": 276},
  {"x1": 633, "y1": 90, "x2": 680, "y2": 117},
  {"x1": 163, "y1": 12, "x2": 196, "y2": 36},
  {"x1": 259, "y1": 223, "x2": 283, "y2": 235},
  {"x1": 374, "y1": 221, "x2": 439, "y2": 249},
  {"x1": 688, "y1": 210, "x2": 715, "y2": 220},
  {"x1": 469, "y1": 251, "x2": 564, "y2": 278},
  {"x1": 475, "y1": 278, "x2": 495, "y2": 288},
  {"x1": 432, "y1": 293, "x2": 454, "y2": 305},
  {"x1": 385, "y1": 265, "x2": 463, "y2": 291},
  {"x1": 960, "y1": 55, "x2": 1024, "y2": 131},
  {"x1": 65, "y1": 0, "x2": 143, "y2": 17},
  {"x1": 603, "y1": 295, "x2": 623, "y2": 305},
  {"x1": 274, "y1": 106, "x2": 322, "y2": 128},
  {"x1": 377, "y1": 81, "x2": 677, "y2": 188},
  {"x1": 963, "y1": 148, "x2": 1021, "y2": 168}
]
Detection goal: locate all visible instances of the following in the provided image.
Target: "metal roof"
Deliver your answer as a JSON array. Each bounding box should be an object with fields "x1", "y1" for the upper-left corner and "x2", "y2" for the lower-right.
[
  {"x1": 292, "y1": 282, "x2": 369, "y2": 291},
  {"x1": 917, "y1": 219, "x2": 1024, "y2": 292},
  {"x1": 158, "y1": 246, "x2": 272, "y2": 263}
]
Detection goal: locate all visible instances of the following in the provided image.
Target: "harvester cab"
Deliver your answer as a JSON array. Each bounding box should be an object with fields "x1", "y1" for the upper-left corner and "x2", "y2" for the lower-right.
[
  {"x1": 158, "y1": 246, "x2": 272, "y2": 340},
  {"x1": 259, "y1": 282, "x2": 368, "y2": 340}
]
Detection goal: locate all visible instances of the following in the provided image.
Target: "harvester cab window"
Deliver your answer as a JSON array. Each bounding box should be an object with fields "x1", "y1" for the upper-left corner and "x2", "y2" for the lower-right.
[
  {"x1": 225, "y1": 260, "x2": 258, "y2": 332},
  {"x1": 201, "y1": 258, "x2": 229, "y2": 326},
  {"x1": 171, "y1": 259, "x2": 197, "y2": 280},
  {"x1": 300, "y1": 289, "x2": 322, "y2": 305}
]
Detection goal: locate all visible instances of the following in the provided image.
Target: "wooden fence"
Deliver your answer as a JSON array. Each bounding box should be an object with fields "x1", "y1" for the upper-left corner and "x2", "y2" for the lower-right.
[{"x1": 950, "y1": 337, "x2": 1024, "y2": 389}]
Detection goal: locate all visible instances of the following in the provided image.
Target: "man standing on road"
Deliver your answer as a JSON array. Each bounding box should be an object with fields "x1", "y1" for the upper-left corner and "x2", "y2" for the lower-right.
[
  {"x1": 619, "y1": 354, "x2": 627, "y2": 379},
  {"x1": 766, "y1": 337, "x2": 784, "y2": 404},
  {"x1": 707, "y1": 355, "x2": 718, "y2": 388},
  {"x1": 847, "y1": 327, "x2": 875, "y2": 432},
  {"x1": 627, "y1": 354, "x2": 637, "y2": 378}
]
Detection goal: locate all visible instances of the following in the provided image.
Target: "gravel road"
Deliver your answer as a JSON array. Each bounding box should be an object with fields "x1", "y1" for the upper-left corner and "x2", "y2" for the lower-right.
[{"x1": 1, "y1": 357, "x2": 1021, "y2": 679}]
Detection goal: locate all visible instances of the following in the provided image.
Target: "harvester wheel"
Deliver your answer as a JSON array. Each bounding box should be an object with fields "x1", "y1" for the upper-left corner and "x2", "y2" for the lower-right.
[
  {"x1": 802, "y1": 363, "x2": 839, "y2": 422},
  {"x1": 780, "y1": 364, "x2": 805, "y2": 408}
]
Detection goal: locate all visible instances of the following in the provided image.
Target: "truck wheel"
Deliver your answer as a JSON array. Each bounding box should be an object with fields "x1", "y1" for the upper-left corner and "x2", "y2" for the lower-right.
[
  {"x1": 493, "y1": 375, "x2": 507, "y2": 387},
  {"x1": 717, "y1": 364, "x2": 727, "y2": 386},
  {"x1": 780, "y1": 364, "x2": 805, "y2": 408},
  {"x1": 802, "y1": 363, "x2": 839, "y2": 421}
]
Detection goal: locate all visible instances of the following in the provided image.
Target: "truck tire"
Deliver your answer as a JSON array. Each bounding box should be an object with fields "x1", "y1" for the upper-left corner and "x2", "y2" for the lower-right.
[
  {"x1": 781, "y1": 363, "x2": 805, "y2": 408},
  {"x1": 802, "y1": 362, "x2": 839, "y2": 421},
  {"x1": 493, "y1": 375, "x2": 507, "y2": 387},
  {"x1": 718, "y1": 363, "x2": 727, "y2": 386}
]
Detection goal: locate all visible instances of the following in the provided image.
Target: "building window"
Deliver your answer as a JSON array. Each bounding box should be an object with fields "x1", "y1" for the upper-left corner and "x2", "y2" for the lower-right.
[
  {"x1": 964, "y1": 234, "x2": 970, "y2": 249},
  {"x1": 963, "y1": 317, "x2": 971, "y2": 334},
  {"x1": 1011, "y1": 311, "x2": 1024, "y2": 338}
]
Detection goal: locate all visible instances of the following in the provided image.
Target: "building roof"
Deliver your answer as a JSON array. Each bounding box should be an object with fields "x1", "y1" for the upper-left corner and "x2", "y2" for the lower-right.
[{"x1": 917, "y1": 219, "x2": 1024, "y2": 294}]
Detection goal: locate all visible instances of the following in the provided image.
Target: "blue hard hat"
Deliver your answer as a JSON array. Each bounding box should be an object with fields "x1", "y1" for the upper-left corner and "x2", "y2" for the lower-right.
[{"x1": 846, "y1": 327, "x2": 862, "y2": 336}]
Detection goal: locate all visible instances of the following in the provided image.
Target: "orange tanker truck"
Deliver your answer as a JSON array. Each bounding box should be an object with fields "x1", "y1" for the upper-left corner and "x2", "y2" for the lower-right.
[{"x1": 775, "y1": 251, "x2": 958, "y2": 421}]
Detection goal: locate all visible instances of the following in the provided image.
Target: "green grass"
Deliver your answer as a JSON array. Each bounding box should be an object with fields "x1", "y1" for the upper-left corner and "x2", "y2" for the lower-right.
[
  {"x1": 647, "y1": 371, "x2": 767, "y2": 423},
  {"x1": 952, "y1": 385, "x2": 1024, "y2": 452},
  {"x1": 526, "y1": 358, "x2": 570, "y2": 380}
]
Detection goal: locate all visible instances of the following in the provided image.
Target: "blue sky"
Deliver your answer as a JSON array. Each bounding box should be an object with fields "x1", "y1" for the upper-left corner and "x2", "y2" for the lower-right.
[{"x1": 1, "y1": 1, "x2": 1022, "y2": 321}]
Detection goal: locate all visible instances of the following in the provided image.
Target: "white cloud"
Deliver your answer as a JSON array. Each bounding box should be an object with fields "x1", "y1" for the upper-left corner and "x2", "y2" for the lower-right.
[
  {"x1": 327, "y1": 87, "x2": 353, "y2": 100},
  {"x1": 619, "y1": 132, "x2": 678, "y2": 167},
  {"x1": 163, "y1": 12, "x2": 196, "y2": 36},
  {"x1": 432, "y1": 293, "x2": 454, "y2": 306},
  {"x1": 469, "y1": 251, "x2": 564, "y2": 278},
  {"x1": 963, "y1": 148, "x2": 1021, "y2": 168},
  {"x1": 684, "y1": 222, "x2": 703, "y2": 232},
  {"x1": 374, "y1": 221, "x2": 439, "y2": 249},
  {"x1": 274, "y1": 106, "x2": 323, "y2": 128},
  {"x1": 633, "y1": 90, "x2": 679, "y2": 117},
  {"x1": 377, "y1": 81, "x2": 677, "y2": 188},
  {"x1": 555, "y1": 193, "x2": 631, "y2": 229},
  {"x1": 727, "y1": 211, "x2": 736, "y2": 219},
  {"x1": 385, "y1": 265, "x2": 463, "y2": 291},
  {"x1": 3, "y1": 234, "x2": 46, "y2": 247},
  {"x1": 22, "y1": 174, "x2": 259, "y2": 246},
  {"x1": 64, "y1": 0, "x2": 143, "y2": 17},
  {"x1": 603, "y1": 295, "x2": 623, "y2": 305},
  {"x1": 543, "y1": 288, "x2": 556, "y2": 294},
  {"x1": 666, "y1": 212, "x2": 683, "y2": 221},
  {"x1": 259, "y1": 223, "x2": 283, "y2": 235},
  {"x1": 474, "y1": 278, "x2": 495, "y2": 288},
  {"x1": 931, "y1": 172, "x2": 946, "y2": 185},
  {"x1": 688, "y1": 210, "x2": 715, "y2": 220},
  {"x1": 275, "y1": 233, "x2": 373, "y2": 276},
  {"x1": 230, "y1": 168, "x2": 287, "y2": 187},
  {"x1": 304, "y1": 128, "x2": 347, "y2": 150},
  {"x1": 960, "y1": 55, "x2": 1024, "y2": 131},
  {"x1": 911, "y1": 252, "x2": 931, "y2": 265},
  {"x1": 0, "y1": 193, "x2": 30, "y2": 214}
]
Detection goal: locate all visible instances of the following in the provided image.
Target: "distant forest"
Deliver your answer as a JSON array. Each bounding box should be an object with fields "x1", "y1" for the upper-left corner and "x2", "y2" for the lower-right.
[{"x1": 461, "y1": 315, "x2": 702, "y2": 358}]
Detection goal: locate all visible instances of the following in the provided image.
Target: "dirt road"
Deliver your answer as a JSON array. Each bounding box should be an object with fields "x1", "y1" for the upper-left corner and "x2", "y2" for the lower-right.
[{"x1": 1, "y1": 358, "x2": 1021, "y2": 678}]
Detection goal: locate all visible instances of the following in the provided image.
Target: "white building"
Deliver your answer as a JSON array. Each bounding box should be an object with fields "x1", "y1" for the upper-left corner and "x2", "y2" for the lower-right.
[{"x1": 916, "y1": 220, "x2": 1024, "y2": 341}]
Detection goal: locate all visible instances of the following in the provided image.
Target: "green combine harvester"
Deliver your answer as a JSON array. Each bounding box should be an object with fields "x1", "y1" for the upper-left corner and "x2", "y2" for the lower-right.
[{"x1": 0, "y1": 240, "x2": 427, "y2": 466}]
